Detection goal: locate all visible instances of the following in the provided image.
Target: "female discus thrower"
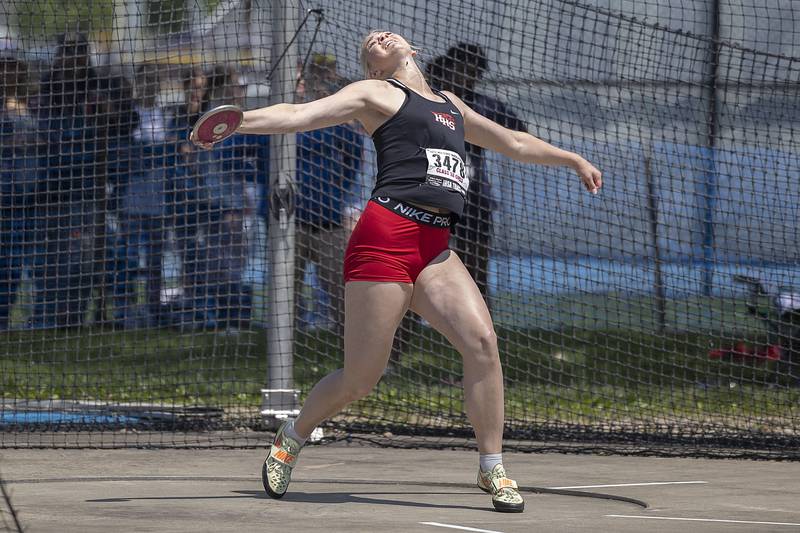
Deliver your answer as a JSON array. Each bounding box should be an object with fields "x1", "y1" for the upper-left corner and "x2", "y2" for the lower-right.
[{"x1": 192, "y1": 30, "x2": 602, "y2": 513}]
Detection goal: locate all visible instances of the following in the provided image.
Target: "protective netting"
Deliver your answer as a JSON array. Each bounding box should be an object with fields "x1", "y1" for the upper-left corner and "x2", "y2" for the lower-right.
[
  {"x1": 1, "y1": 0, "x2": 799, "y2": 457},
  {"x1": 0, "y1": 457, "x2": 23, "y2": 533}
]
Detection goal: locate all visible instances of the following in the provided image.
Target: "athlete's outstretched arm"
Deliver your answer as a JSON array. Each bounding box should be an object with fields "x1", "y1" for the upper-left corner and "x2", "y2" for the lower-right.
[
  {"x1": 444, "y1": 91, "x2": 603, "y2": 194},
  {"x1": 191, "y1": 80, "x2": 381, "y2": 148},
  {"x1": 238, "y1": 81, "x2": 376, "y2": 134}
]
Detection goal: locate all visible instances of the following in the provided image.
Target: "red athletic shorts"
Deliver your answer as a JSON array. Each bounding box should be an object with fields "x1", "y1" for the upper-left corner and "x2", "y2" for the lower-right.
[{"x1": 344, "y1": 197, "x2": 452, "y2": 283}]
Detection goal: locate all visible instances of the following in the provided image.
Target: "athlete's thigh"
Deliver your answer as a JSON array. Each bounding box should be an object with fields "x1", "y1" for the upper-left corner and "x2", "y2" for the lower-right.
[
  {"x1": 343, "y1": 281, "x2": 412, "y2": 381},
  {"x1": 409, "y1": 250, "x2": 494, "y2": 355}
]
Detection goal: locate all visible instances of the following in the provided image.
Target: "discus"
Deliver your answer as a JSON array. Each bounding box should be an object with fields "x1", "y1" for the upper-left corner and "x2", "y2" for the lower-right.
[{"x1": 190, "y1": 104, "x2": 244, "y2": 146}]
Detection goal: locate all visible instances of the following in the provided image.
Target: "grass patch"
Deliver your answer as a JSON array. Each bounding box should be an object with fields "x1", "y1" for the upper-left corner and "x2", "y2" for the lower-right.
[{"x1": 1, "y1": 326, "x2": 797, "y2": 431}]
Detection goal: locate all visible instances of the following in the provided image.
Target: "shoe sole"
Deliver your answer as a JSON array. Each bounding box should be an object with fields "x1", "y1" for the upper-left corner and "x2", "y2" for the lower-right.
[
  {"x1": 262, "y1": 460, "x2": 287, "y2": 499},
  {"x1": 477, "y1": 482, "x2": 525, "y2": 513},
  {"x1": 493, "y1": 500, "x2": 525, "y2": 513}
]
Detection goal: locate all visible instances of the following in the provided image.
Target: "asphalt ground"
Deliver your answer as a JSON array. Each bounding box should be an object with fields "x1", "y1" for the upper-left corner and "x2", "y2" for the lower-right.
[{"x1": 2, "y1": 445, "x2": 800, "y2": 532}]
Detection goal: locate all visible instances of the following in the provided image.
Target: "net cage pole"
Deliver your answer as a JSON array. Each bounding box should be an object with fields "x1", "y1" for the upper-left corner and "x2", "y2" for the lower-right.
[
  {"x1": 701, "y1": 0, "x2": 721, "y2": 298},
  {"x1": 261, "y1": 0, "x2": 301, "y2": 427}
]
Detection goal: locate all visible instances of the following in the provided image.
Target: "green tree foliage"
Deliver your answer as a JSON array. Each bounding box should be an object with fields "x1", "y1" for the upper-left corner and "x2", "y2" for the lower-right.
[
  {"x1": 146, "y1": 0, "x2": 187, "y2": 34},
  {"x1": 14, "y1": 0, "x2": 114, "y2": 38},
  {"x1": 13, "y1": 0, "x2": 195, "y2": 38}
]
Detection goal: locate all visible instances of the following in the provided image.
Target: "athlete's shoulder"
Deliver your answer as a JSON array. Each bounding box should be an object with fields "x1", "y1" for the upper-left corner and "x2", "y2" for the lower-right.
[
  {"x1": 336, "y1": 79, "x2": 395, "y2": 103},
  {"x1": 342, "y1": 79, "x2": 397, "y2": 94},
  {"x1": 343, "y1": 79, "x2": 406, "y2": 115},
  {"x1": 440, "y1": 90, "x2": 469, "y2": 115}
]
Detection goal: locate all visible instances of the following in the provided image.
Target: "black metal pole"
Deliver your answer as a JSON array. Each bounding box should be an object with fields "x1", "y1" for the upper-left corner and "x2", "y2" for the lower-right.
[
  {"x1": 645, "y1": 154, "x2": 666, "y2": 332},
  {"x1": 701, "y1": 0, "x2": 721, "y2": 297}
]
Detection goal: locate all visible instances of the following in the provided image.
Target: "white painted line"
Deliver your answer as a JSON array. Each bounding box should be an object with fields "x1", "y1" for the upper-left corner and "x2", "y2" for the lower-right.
[
  {"x1": 420, "y1": 522, "x2": 505, "y2": 533},
  {"x1": 606, "y1": 515, "x2": 800, "y2": 527},
  {"x1": 303, "y1": 462, "x2": 346, "y2": 470},
  {"x1": 551, "y1": 480, "x2": 707, "y2": 489}
]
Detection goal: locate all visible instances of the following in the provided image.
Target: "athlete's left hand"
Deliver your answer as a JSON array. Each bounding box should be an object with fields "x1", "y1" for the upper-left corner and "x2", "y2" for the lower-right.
[{"x1": 573, "y1": 157, "x2": 603, "y2": 195}]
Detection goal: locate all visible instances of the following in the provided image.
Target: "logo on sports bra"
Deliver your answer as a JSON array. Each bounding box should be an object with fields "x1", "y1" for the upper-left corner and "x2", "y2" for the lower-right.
[{"x1": 431, "y1": 111, "x2": 456, "y2": 131}]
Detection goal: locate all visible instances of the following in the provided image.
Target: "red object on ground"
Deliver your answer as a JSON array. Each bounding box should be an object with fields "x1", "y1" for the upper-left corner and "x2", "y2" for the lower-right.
[
  {"x1": 708, "y1": 348, "x2": 726, "y2": 359},
  {"x1": 763, "y1": 344, "x2": 783, "y2": 361},
  {"x1": 708, "y1": 343, "x2": 783, "y2": 362}
]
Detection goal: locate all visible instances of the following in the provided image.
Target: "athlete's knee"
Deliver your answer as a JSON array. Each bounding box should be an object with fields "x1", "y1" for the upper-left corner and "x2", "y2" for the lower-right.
[
  {"x1": 344, "y1": 382, "x2": 376, "y2": 403},
  {"x1": 341, "y1": 372, "x2": 379, "y2": 403},
  {"x1": 483, "y1": 325, "x2": 498, "y2": 347},
  {"x1": 471, "y1": 324, "x2": 497, "y2": 351},
  {"x1": 465, "y1": 326, "x2": 499, "y2": 365}
]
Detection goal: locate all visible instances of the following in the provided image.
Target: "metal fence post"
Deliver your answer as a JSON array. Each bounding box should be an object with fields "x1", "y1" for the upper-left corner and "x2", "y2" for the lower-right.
[{"x1": 261, "y1": 0, "x2": 300, "y2": 427}]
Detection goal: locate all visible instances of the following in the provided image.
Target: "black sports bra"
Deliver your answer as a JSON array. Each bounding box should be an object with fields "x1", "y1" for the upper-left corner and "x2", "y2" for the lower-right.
[{"x1": 370, "y1": 78, "x2": 468, "y2": 222}]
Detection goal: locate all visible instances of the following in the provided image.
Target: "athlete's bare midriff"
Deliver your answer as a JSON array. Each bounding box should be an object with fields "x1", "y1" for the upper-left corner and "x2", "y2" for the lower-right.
[{"x1": 406, "y1": 201, "x2": 450, "y2": 214}]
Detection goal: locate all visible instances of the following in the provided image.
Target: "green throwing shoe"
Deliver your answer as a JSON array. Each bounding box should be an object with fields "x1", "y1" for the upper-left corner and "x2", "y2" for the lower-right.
[
  {"x1": 477, "y1": 463, "x2": 525, "y2": 513},
  {"x1": 262, "y1": 421, "x2": 303, "y2": 499}
]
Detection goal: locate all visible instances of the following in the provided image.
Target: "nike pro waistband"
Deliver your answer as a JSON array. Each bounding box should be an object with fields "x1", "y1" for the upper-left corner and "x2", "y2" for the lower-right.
[{"x1": 370, "y1": 197, "x2": 452, "y2": 228}]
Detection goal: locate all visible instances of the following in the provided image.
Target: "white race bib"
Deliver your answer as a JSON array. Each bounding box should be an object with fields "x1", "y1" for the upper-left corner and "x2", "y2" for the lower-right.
[{"x1": 424, "y1": 148, "x2": 469, "y2": 196}]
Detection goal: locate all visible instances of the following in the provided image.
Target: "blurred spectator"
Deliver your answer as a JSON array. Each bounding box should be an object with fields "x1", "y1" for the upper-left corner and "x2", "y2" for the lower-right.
[
  {"x1": 177, "y1": 66, "x2": 211, "y2": 128},
  {"x1": 95, "y1": 73, "x2": 140, "y2": 214},
  {"x1": 108, "y1": 63, "x2": 170, "y2": 328},
  {"x1": 31, "y1": 32, "x2": 102, "y2": 328},
  {"x1": 166, "y1": 66, "x2": 212, "y2": 328},
  {"x1": 91, "y1": 72, "x2": 139, "y2": 327},
  {"x1": 294, "y1": 53, "x2": 362, "y2": 332},
  {"x1": 201, "y1": 64, "x2": 256, "y2": 330},
  {"x1": 0, "y1": 56, "x2": 40, "y2": 329},
  {"x1": 96, "y1": 74, "x2": 139, "y2": 146},
  {"x1": 132, "y1": 64, "x2": 170, "y2": 144},
  {"x1": 208, "y1": 64, "x2": 247, "y2": 107},
  {"x1": 427, "y1": 43, "x2": 527, "y2": 307}
]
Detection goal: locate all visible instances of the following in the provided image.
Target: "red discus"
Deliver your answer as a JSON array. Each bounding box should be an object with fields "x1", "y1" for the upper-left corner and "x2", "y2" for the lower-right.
[{"x1": 190, "y1": 104, "x2": 244, "y2": 145}]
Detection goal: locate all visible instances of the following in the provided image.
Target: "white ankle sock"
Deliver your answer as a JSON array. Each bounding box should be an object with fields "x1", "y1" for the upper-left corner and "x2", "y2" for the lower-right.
[
  {"x1": 479, "y1": 453, "x2": 503, "y2": 472},
  {"x1": 284, "y1": 420, "x2": 307, "y2": 446}
]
